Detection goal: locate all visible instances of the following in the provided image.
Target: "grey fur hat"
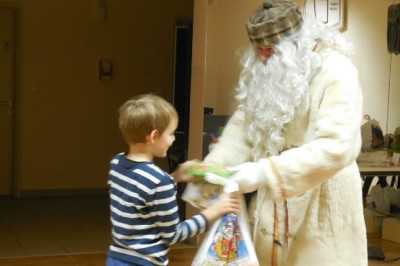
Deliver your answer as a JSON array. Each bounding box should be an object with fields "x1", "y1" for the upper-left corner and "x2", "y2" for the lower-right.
[{"x1": 246, "y1": 0, "x2": 303, "y2": 46}]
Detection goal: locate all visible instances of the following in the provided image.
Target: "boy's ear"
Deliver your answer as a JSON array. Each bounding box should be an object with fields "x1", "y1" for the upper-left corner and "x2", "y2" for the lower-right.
[{"x1": 147, "y1": 129, "x2": 160, "y2": 143}]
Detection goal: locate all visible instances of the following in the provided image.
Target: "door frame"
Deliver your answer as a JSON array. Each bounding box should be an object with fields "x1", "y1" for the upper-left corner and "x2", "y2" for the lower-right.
[{"x1": 0, "y1": 2, "x2": 21, "y2": 196}]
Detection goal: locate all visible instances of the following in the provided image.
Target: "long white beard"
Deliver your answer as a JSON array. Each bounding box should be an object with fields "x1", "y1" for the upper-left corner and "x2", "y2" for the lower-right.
[
  {"x1": 236, "y1": 38, "x2": 320, "y2": 160},
  {"x1": 235, "y1": 16, "x2": 353, "y2": 160}
]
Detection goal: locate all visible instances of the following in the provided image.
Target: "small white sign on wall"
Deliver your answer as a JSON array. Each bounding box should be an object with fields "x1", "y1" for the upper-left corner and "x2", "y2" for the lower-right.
[{"x1": 303, "y1": 0, "x2": 345, "y2": 30}]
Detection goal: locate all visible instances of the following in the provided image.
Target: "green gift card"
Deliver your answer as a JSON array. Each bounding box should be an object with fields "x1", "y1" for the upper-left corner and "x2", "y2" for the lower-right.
[{"x1": 188, "y1": 163, "x2": 232, "y2": 179}]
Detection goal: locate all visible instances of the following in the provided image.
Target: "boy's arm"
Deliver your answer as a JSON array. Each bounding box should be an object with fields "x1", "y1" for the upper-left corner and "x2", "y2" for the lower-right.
[
  {"x1": 149, "y1": 178, "x2": 208, "y2": 245},
  {"x1": 151, "y1": 178, "x2": 240, "y2": 246}
]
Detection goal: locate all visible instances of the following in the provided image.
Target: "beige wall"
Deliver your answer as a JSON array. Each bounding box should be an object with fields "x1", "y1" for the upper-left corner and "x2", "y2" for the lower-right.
[
  {"x1": 196, "y1": 0, "x2": 399, "y2": 138},
  {"x1": 5, "y1": 0, "x2": 399, "y2": 194},
  {"x1": 343, "y1": 0, "x2": 398, "y2": 134},
  {"x1": 5, "y1": 0, "x2": 193, "y2": 195},
  {"x1": 203, "y1": 1, "x2": 260, "y2": 115},
  {"x1": 203, "y1": 0, "x2": 303, "y2": 115}
]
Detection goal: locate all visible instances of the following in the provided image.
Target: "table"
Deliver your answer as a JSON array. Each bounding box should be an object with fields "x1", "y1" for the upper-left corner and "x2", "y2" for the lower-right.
[
  {"x1": 359, "y1": 166, "x2": 400, "y2": 199},
  {"x1": 359, "y1": 166, "x2": 400, "y2": 176}
]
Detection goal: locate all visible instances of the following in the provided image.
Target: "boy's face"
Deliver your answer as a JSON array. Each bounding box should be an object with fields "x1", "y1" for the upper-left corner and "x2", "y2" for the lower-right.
[{"x1": 152, "y1": 117, "x2": 178, "y2": 158}]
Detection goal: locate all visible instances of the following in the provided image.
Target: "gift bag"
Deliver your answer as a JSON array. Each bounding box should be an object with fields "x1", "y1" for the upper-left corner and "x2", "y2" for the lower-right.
[
  {"x1": 182, "y1": 164, "x2": 230, "y2": 208},
  {"x1": 183, "y1": 164, "x2": 259, "y2": 266},
  {"x1": 192, "y1": 199, "x2": 259, "y2": 266}
]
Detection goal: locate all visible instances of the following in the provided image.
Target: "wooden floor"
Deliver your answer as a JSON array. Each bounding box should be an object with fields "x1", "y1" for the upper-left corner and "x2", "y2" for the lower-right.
[
  {"x1": 0, "y1": 239, "x2": 399, "y2": 266},
  {"x1": 367, "y1": 235, "x2": 400, "y2": 266},
  {"x1": 0, "y1": 248, "x2": 197, "y2": 266},
  {"x1": 0, "y1": 195, "x2": 399, "y2": 265}
]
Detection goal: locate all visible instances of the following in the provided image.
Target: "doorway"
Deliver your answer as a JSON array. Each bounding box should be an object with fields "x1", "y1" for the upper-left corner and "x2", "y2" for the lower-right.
[
  {"x1": 169, "y1": 19, "x2": 193, "y2": 221},
  {"x1": 0, "y1": 6, "x2": 18, "y2": 196},
  {"x1": 172, "y1": 19, "x2": 193, "y2": 153}
]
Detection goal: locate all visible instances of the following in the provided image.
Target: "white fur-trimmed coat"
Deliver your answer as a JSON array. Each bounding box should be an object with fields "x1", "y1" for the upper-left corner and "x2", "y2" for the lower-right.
[{"x1": 204, "y1": 49, "x2": 368, "y2": 265}]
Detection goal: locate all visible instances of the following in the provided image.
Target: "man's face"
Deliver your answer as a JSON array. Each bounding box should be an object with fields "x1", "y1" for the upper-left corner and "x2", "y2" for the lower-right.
[{"x1": 256, "y1": 45, "x2": 275, "y2": 62}]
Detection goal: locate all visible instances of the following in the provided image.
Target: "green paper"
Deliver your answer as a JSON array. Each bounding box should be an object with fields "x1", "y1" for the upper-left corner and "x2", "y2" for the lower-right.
[{"x1": 188, "y1": 163, "x2": 232, "y2": 179}]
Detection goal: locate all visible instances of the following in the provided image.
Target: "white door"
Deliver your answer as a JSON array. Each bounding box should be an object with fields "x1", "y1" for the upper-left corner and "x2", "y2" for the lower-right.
[{"x1": 0, "y1": 7, "x2": 17, "y2": 195}]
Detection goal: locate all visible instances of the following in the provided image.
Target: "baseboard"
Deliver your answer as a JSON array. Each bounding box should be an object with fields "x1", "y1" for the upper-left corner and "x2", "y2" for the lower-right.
[{"x1": 18, "y1": 188, "x2": 108, "y2": 198}]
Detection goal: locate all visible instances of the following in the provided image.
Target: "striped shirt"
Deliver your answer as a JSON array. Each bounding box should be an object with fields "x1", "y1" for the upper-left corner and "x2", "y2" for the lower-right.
[{"x1": 107, "y1": 153, "x2": 208, "y2": 265}]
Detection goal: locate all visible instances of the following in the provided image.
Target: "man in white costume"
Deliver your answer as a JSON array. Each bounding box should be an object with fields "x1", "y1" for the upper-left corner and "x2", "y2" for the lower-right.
[{"x1": 203, "y1": 0, "x2": 368, "y2": 265}]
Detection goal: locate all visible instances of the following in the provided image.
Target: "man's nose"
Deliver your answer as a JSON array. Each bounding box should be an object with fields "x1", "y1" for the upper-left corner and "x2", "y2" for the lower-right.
[{"x1": 260, "y1": 51, "x2": 273, "y2": 62}]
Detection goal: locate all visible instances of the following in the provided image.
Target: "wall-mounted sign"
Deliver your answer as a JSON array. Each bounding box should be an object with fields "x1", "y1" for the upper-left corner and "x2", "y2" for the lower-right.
[{"x1": 303, "y1": 0, "x2": 345, "y2": 30}]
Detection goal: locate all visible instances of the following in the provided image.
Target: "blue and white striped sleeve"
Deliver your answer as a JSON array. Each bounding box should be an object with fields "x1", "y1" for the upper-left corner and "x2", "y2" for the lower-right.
[{"x1": 148, "y1": 173, "x2": 209, "y2": 246}]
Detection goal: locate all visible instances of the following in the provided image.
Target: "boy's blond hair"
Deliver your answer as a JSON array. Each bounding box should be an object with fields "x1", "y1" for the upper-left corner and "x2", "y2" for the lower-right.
[{"x1": 118, "y1": 94, "x2": 178, "y2": 144}]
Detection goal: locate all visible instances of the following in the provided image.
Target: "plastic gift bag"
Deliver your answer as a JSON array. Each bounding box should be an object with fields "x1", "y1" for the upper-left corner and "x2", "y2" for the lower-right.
[
  {"x1": 192, "y1": 198, "x2": 259, "y2": 265},
  {"x1": 182, "y1": 164, "x2": 231, "y2": 208},
  {"x1": 183, "y1": 165, "x2": 259, "y2": 266}
]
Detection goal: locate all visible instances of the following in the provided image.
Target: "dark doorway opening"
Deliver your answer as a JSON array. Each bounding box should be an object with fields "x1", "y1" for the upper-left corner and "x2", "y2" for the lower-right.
[{"x1": 169, "y1": 19, "x2": 193, "y2": 221}]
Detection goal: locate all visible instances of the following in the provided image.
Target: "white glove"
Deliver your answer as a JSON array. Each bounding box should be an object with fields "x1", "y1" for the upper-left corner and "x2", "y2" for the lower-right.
[{"x1": 229, "y1": 161, "x2": 268, "y2": 193}]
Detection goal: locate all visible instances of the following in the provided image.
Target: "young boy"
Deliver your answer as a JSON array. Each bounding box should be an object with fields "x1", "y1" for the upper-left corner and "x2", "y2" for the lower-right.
[{"x1": 107, "y1": 94, "x2": 240, "y2": 266}]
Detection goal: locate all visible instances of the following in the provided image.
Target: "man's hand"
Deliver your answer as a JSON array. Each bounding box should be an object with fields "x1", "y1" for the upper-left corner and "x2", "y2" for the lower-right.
[{"x1": 229, "y1": 161, "x2": 268, "y2": 193}]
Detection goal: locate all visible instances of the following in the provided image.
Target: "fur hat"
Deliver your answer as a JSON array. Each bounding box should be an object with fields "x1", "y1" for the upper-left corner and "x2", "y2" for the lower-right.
[{"x1": 246, "y1": 0, "x2": 303, "y2": 46}]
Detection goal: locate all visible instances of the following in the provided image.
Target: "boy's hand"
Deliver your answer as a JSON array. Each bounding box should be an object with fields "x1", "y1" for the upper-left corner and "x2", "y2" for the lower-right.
[
  {"x1": 201, "y1": 193, "x2": 241, "y2": 223},
  {"x1": 171, "y1": 159, "x2": 199, "y2": 183}
]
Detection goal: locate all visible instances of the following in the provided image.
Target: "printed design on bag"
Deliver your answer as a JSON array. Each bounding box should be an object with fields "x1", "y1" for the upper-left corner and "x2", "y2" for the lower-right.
[
  {"x1": 212, "y1": 216, "x2": 239, "y2": 261},
  {"x1": 205, "y1": 213, "x2": 254, "y2": 264}
]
